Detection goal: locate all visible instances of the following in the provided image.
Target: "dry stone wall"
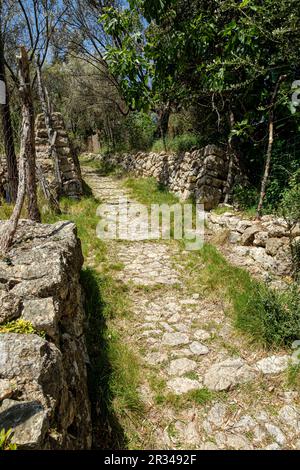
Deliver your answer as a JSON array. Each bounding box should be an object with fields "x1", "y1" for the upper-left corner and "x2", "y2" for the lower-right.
[
  {"x1": 35, "y1": 112, "x2": 82, "y2": 198},
  {"x1": 0, "y1": 220, "x2": 91, "y2": 449},
  {"x1": 97, "y1": 145, "x2": 236, "y2": 210},
  {"x1": 207, "y1": 211, "x2": 300, "y2": 285}
]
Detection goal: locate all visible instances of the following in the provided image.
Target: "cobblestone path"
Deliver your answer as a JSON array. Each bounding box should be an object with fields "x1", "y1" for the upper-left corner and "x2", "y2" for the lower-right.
[{"x1": 84, "y1": 166, "x2": 300, "y2": 450}]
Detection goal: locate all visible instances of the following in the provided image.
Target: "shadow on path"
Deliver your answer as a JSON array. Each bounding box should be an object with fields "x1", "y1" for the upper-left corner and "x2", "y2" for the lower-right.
[{"x1": 81, "y1": 267, "x2": 127, "y2": 450}]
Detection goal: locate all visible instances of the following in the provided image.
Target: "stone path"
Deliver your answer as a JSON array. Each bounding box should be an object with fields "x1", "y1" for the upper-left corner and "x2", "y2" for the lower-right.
[{"x1": 83, "y1": 166, "x2": 300, "y2": 450}]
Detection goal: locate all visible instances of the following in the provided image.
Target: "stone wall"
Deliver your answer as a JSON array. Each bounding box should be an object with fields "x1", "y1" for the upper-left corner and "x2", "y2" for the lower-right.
[
  {"x1": 97, "y1": 145, "x2": 237, "y2": 210},
  {"x1": 0, "y1": 220, "x2": 91, "y2": 449},
  {"x1": 207, "y1": 211, "x2": 300, "y2": 286},
  {"x1": 35, "y1": 112, "x2": 82, "y2": 198}
]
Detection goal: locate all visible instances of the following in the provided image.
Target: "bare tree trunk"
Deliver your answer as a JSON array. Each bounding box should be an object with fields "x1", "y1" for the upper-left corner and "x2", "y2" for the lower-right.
[
  {"x1": 0, "y1": 22, "x2": 18, "y2": 202},
  {"x1": 36, "y1": 163, "x2": 61, "y2": 214},
  {"x1": 157, "y1": 104, "x2": 170, "y2": 151},
  {"x1": 0, "y1": 52, "x2": 30, "y2": 252},
  {"x1": 20, "y1": 48, "x2": 40, "y2": 222},
  {"x1": 36, "y1": 62, "x2": 62, "y2": 194},
  {"x1": 256, "y1": 75, "x2": 286, "y2": 219},
  {"x1": 224, "y1": 110, "x2": 236, "y2": 204}
]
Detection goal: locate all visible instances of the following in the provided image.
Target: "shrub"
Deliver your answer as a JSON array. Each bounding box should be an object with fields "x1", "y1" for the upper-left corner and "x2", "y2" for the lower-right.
[
  {"x1": 234, "y1": 283, "x2": 300, "y2": 347},
  {"x1": 233, "y1": 184, "x2": 259, "y2": 211},
  {"x1": 279, "y1": 171, "x2": 300, "y2": 280},
  {"x1": 151, "y1": 133, "x2": 202, "y2": 153}
]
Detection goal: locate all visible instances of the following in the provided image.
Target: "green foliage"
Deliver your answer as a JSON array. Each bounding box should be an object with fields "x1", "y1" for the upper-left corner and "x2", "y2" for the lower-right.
[
  {"x1": 151, "y1": 133, "x2": 202, "y2": 153},
  {"x1": 0, "y1": 429, "x2": 16, "y2": 451},
  {"x1": 0, "y1": 319, "x2": 45, "y2": 338},
  {"x1": 233, "y1": 184, "x2": 259, "y2": 211},
  {"x1": 234, "y1": 283, "x2": 300, "y2": 348},
  {"x1": 185, "y1": 241, "x2": 300, "y2": 348},
  {"x1": 279, "y1": 171, "x2": 300, "y2": 225}
]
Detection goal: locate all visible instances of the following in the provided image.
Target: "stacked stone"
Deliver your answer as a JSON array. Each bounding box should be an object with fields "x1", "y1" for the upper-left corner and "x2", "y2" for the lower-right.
[
  {"x1": 207, "y1": 212, "x2": 300, "y2": 281},
  {"x1": 35, "y1": 112, "x2": 82, "y2": 198},
  {"x1": 0, "y1": 220, "x2": 92, "y2": 449},
  {"x1": 93, "y1": 144, "x2": 229, "y2": 210}
]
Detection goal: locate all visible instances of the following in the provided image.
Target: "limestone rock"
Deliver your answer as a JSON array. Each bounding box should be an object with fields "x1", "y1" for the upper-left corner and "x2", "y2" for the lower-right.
[
  {"x1": 264, "y1": 423, "x2": 286, "y2": 445},
  {"x1": 0, "y1": 379, "x2": 14, "y2": 401},
  {"x1": 162, "y1": 332, "x2": 190, "y2": 346},
  {"x1": 189, "y1": 341, "x2": 209, "y2": 355},
  {"x1": 22, "y1": 298, "x2": 58, "y2": 340},
  {"x1": 266, "y1": 237, "x2": 289, "y2": 256},
  {"x1": 255, "y1": 355, "x2": 290, "y2": 374},
  {"x1": 0, "y1": 399, "x2": 48, "y2": 449},
  {"x1": 166, "y1": 377, "x2": 201, "y2": 395},
  {"x1": 203, "y1": 358, "x2": 256, "y2": 391},
  {"x1": 253, "y1": 231, "x2": 268, "y2": 247},
  {"x1": 168, "y1": 358, "x2": 197, "y2": 376},
  {"x1": 241, "y1": 225, "x2": 261, "y2": 246}
]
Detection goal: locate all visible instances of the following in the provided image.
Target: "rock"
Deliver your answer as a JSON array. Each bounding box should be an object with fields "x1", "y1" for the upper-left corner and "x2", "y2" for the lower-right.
[
  {"x1": 249, "y1": 247, "x2": 277, "y2": 271},
  {"x1": 236, "y1": 220, "x2": 253, "y2": 233},
  {"x1": 253, "y1": 231, "x2": 268, "y2": 247},
  {"x1": 265, "y1": 443, "x2": 281, "y2": 450},
  {"x1": 255, "y1": 355, "x2": 290, "y2": 374},
  {"x1": 22, "y1": 298, "x2": 58, "y2": 340},
  {"x1": 215, "y1": 431, "x2": 252, "y2": 450},
  {"x1": 174, "y1": 421, "x2": 200, "y2": 445},
  {"x1": 228, "y1": 231, "x2": 241, "y2": 244},
  {"x1": 278, "y1": 405, "x2": 300, "y2": 432},
  {"x1": 0, "y1": 399, "x2": 48, "y2": 449},
  {"x1": 193, "y1": 329, "x2": 211, "y2": 341},
  {"x1": 0, "y1": 379, "x2": 14, "y2": 401},
  {"x1": 200, "y1": 442, "x2": 219, "y2": 450},
  {"x1": 225, "y1": 433, "x2": 253, "y2": 450},
  {"x1": 162, "y1": 332, "x2": 190, "y2": 346},
  {"x1": 0, "y1": 290, "x2": 22, "y2": 324},
  {"x1": 146, "y1": 352, "x2": 168, "y2": 365},
  {"x1": 265, "y1": 237, "x2": 289, "y2": 256},
  {"x1": 166, "y1": 377, "x2": 201, "y2": 395},
  {"x1": 232, "y1": 415, "x2": 257, "y2": 433},
  {"x1": 263, "y1": 222, "x2": 288, "y2": 238},
  {"x1": 207, "y1": 403, "x2": 228, "y2": 427},
  {"x1": 264, "y1": 423, "x2": 286, "y2": 445},
  {"x1": 189, "y1": 341, "x2": 209, "y2": 355},
  {"x1": 203, "y1": 358, "x2": 256, "y2": 391},
  {"x1": 241, "y1": 225, "x2": 261, "y2": 246},
  {"x1": 168, "y1": 358, "x2": 197, "y2": 376}
]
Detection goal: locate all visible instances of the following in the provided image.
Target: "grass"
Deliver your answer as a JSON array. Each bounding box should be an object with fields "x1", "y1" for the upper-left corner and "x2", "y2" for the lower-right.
[
  {"x1": 124, "y1": 177, "x2": 179, "y2": 207},
  {"x1": 124, "y1": 175, "x2": 300, "y2": 350},
  {"x1": 0, "y1": 319, "x2": 45, "y2": 338},
  {"x1": 151, "y1": 133, "x2": 203, "y2": 153},
  {"x1": 185, "y1": 243, "x2": 300, "y2": 348},
  {"x1": 0, "y1": 428, "x2": 17, "y2": 451},
  {"x1": 286, "y1": 363, "x2": 300, "y2": 391}
]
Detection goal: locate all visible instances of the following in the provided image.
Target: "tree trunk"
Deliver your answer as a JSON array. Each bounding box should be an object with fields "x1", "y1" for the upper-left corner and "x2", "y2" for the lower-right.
[
  {"x1": 20, "y1": 47, "x2": 40, "y2": 222},
  {"x1": 0, "y1": 23, "x2": 18, "y2": 202},
  {"x1": 36, "y1": 62, "x2": 62, "y2": 194},
  {"x1": 0, "y1": 50, "x2": 31, "y2": 252},
  {"x1": 256, "y1": 75, "x2": 287, "y2": 219},
  {"x1": 157, "y1": 104, "x2": 170, "y2": 151},
  {"x1": 224, "y1": 110, "x2": 236, "y2": 204}
]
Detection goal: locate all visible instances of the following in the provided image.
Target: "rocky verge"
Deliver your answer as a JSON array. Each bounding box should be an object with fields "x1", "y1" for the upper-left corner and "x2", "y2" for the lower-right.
[
  {"x1": 207, "y1": 211, "x2": 300, "y2": 285},
  {"x1": 0, "y1": 220, "x2": 91, "y2": 449},
  {"x1": 87, "y1": 146, "x2": 246, "y2": 210}
]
